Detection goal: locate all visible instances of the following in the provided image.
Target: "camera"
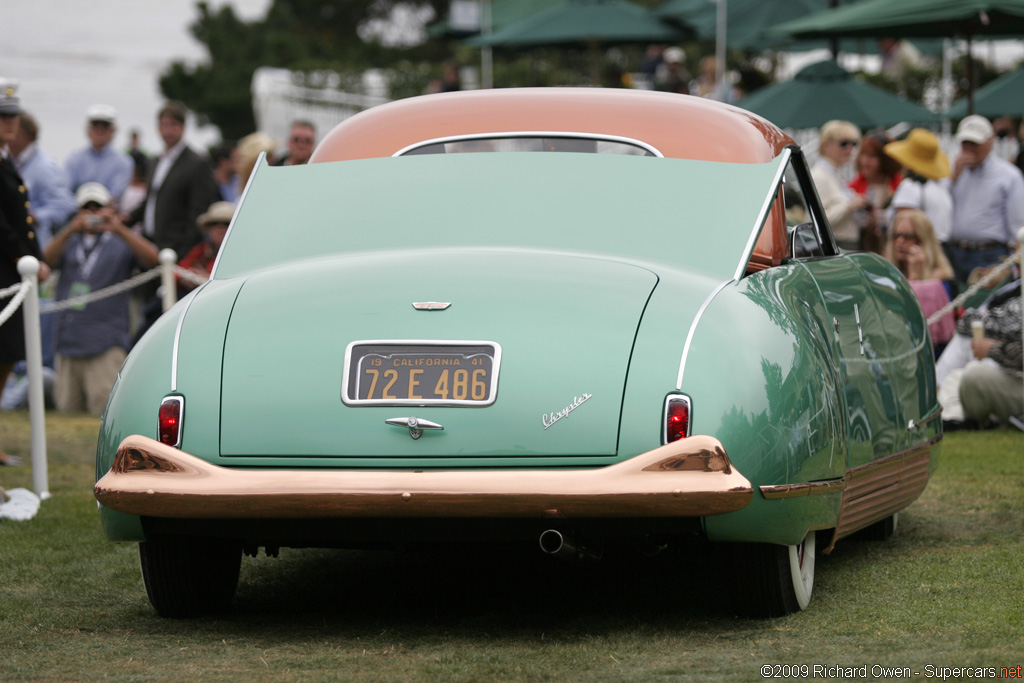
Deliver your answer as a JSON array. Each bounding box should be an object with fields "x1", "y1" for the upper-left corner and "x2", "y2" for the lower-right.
[{"x1": 85, "y1": 214, "x2": 104, "y2": 232}]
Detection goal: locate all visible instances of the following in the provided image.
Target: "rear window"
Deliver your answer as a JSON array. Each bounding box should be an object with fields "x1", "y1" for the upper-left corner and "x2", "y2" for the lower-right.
[{"x1": 400, "y1": 135, "x2": 656, "y2": 157}]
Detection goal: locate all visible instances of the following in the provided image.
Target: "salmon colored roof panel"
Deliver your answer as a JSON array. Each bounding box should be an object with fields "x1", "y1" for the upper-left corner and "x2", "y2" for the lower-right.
[{"x1": 310, "y1": 88, "x2": 794, "y2": 164}]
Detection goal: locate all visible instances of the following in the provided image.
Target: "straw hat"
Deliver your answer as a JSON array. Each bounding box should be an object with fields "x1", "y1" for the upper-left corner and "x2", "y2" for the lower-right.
[
  {"x1": 197, "y1": 201, "x2": 236, "y2": 231},
  {"x1": 883, "y1": 129, "x2": 950, "y2": 180}
]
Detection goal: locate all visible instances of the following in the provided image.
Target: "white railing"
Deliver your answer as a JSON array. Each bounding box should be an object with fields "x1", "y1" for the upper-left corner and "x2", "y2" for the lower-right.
[{"x1": 0, "y1": 249, "x2": 206, "y2": 499}]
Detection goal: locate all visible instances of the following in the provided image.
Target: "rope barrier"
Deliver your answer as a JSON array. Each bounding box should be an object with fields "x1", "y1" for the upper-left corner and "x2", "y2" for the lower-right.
[
  {"x1": 0, "y1": 280, "x2": 32, "y2": 327},
  {"x1": 0, "y1": 281, "x2": 24, "y2": 299},
  {"x1": 39, "y1": 268, "x2": 162, "y2": 313},
  {"x1": 2, "y1": 264, "x2": 209, "y2": 317},
  {"x1": 926, "y1": 247, "x2": 1022, "y2": 326}
]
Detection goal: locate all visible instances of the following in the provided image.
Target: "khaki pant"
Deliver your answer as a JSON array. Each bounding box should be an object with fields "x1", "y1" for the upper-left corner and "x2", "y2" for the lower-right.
[
  {"x1": 959, "y1": 362, "x2": 1024, "y2": 425},
  {"x1": 56, "y1": 347, "x2": 126, "y2": 416}
]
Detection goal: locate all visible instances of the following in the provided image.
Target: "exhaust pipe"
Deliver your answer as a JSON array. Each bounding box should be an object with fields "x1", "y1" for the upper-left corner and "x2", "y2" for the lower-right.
[{"x1": 539, "y1": 529, "x2": 602, "y2": 561}]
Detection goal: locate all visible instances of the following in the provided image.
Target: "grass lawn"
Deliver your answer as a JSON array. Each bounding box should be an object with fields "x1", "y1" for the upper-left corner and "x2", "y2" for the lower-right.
[{"x1": 1, "y1": 412, "x2": 1022, "y2": 681}]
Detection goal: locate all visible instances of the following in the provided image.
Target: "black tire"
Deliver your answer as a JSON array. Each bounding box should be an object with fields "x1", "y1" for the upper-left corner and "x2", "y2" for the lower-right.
[
  {"x1": 139, "y1": 536, "x2": 242, "y2": 618},
  {"x1": 858, "y1": 512, "x2": 898, "y2": 541},
  {"x1": 725, "y1": 531, "x2": 815, "y2": 618}
]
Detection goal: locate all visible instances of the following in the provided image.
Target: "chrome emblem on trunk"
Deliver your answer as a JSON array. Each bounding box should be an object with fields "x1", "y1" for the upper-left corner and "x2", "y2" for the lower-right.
[
  {"x1": 412, "y1": 302, "x2": 451, "y2": 311},
  {"x1": 542, "y1": 393, "x2": 593, "y2": 430}
]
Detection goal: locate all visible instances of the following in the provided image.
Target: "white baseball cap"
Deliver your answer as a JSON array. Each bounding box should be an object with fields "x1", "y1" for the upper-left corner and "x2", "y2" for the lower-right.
[
  {"x1": 86, "y1": 103, "x2": 118, "y2": 124},
  {"x1": 75, "y1": 182, "x2": 112, "y2": 208},
  {"x1": 955, "y1": 115, "x2": 994, "y2": 144}
]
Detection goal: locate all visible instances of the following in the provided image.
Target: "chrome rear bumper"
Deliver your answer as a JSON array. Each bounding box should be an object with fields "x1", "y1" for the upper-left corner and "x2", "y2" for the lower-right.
[{"x1": 95, "y1": 434, "x2": 753, "y2": 519}]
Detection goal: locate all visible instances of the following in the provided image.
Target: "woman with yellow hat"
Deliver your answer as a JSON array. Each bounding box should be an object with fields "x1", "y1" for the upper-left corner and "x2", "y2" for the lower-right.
[{"x1": 884, "y1": 129, "x2": 953, "y2": 244}]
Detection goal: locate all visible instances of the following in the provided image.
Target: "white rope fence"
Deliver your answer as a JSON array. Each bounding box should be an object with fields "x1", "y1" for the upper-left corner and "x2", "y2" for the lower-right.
[
  {"x1": 0, "y1": 249, "x2": 206, "y2": 499},
  {"x1": 926, "y1": 243, "x2": 1022, "y2": 327},
  {"x1": 0, "y1": 279, "x2": 32, "y2": 328}
]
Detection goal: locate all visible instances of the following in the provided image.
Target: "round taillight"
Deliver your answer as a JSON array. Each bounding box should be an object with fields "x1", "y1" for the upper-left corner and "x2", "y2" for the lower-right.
[
  {"x1": 664, "y1": 396, "x2": 690, "y2": 443},
  {"x1": 158, "y1": 396, "x2": 184, "y2": 447}
]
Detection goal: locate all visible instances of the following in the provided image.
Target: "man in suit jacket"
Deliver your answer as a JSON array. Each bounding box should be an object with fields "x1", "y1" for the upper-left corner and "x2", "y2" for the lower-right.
[
  {"x1": 128, "y1": 101, "x2": 216, "y2": 260},
  {"x1": 1, "y1": 79, "x2": 48, "y2": 466}
]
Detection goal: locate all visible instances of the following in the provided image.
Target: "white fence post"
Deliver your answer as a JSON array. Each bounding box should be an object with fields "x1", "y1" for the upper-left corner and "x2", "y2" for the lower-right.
[
  {"x1": 17, "y1": 256, "x2": 48, "y2": 500},
  {"x1": 160, "y1": 249, "x2": 177, "y2": 312}
]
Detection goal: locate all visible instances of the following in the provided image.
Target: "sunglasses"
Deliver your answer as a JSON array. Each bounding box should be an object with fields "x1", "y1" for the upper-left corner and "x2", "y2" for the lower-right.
[
  {"x1": 205, "y1": 220, "x2": 230, "y2": 228},
  {"x1": 81, "y1": 202, "x2": 104, "y2": 211},
  {"x1": 893, "y1": 231, "x2": 918, "y2": 241},
  {"x1": 838, "y1": 140, "x2": 858, "y2": 148}
]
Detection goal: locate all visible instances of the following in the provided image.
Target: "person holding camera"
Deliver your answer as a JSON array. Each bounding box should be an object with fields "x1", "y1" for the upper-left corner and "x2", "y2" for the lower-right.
[{"x1": 43, "y1": 182, "x2": 158, "y2": 415}]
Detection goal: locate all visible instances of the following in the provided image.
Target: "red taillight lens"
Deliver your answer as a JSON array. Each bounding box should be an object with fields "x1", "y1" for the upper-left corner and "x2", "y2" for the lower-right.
[
  {"x1": 158, "y1": 397, "x2": 184, "y2": 447},
  {"x1": 664, "y1": 396, "x2": 690, "y2": 443}
]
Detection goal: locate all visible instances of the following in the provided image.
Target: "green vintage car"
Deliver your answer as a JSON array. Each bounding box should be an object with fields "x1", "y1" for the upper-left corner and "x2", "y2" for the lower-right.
[{"x1": 94, "y1": 89, "x2": 941, "y2": 618}]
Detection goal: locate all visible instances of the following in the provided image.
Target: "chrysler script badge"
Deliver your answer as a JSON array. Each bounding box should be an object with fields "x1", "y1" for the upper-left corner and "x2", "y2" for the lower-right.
[
  {"x1": 412, "y1": 302, "x2": 451, "y2": 311},
  {"x1": 542, "y1": 393, "x2": 593, "y2": 430}
]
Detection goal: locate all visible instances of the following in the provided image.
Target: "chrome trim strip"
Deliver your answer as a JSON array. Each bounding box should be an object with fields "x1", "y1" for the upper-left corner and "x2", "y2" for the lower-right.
[
  {"x1": 760, "y1": 479, "x2": 846, "y2": 500},
  {"x1": 341, "y1": 339, "x2": 503, "y2": 406},
  {"x1": 733, "y1": 147, "x2": 792, "y2": 282},
  {"x1": 916, "y1": 405, "x2": 943, "y2": 427},
  {"x1": 208, "y1": 151, "x2": 263, "y2": 281},
  {"x1": 844, "y1": 435, "x2": 940, "y2": 478},
  {"x1": 393, "y1": 131, "x2": 664, "y2": 158},
  {"x1": 676, "y1": 278, "x2": 734, "y2": 390},
  {"x1": 761, "y1": 434, "x2": 941, "y2": 502},
  {"x1": 169, "y1": 293, "x2": 201, "y2": 392}
]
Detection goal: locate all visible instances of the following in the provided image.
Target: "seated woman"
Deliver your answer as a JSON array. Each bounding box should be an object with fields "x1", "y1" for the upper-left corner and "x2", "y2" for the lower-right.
[{"x1": 882, "y1": 209, "x2": 955, "y2": 353}]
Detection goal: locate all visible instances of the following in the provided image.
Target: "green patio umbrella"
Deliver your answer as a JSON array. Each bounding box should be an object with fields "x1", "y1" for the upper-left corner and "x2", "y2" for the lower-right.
[
  {"x1": 769, "y1": 0, "x2": 1024, "y2": 38},
  {"x1": 947, "y1": 63, "x2": 1024, "y2": 119},
  {"x1": 466, "y1": 0, "x2": 687, "y2": 48},
  {"x1": 737, "y1": 59, "x2": 937, "y2": 130},
  {"x1": 656, "y1": 0, "x2": 837, "y2": 51},
  {"x1": 656, "y1": 0, "x2": 943, "y2": 53},
  {"x1": 767, "y1": 0, "x2": 1024, "y2": 112},
  {"x1": 427, "y1": 0, "x2": 555, "y2": 39}
]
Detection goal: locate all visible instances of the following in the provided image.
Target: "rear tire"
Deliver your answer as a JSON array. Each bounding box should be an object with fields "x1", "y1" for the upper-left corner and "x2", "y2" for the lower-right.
[
  {"x1": 726, "y1": 531, "x2": 815, "y2": 618},
  {"x1": 139, "y1": 536, "x2": 241, "y2": 618},
  {"x1": 859, "y1": 512, "x2": 898, "y2": 541}
]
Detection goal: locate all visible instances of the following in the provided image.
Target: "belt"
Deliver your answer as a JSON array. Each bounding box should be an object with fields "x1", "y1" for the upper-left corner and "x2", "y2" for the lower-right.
[{"x1": 950, "y1": 240, "x2": 1005, "y2": 251}]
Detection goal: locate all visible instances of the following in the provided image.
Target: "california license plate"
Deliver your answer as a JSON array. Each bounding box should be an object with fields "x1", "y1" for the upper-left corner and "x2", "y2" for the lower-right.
[{"x1": 342, "y1": 341, "x2": 501, "y2": 406}]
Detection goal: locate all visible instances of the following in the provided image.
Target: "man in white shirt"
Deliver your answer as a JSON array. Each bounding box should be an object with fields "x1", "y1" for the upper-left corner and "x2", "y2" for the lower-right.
[{"x1": 946, "y1": 115, "x2": 1024, "y2": 284}]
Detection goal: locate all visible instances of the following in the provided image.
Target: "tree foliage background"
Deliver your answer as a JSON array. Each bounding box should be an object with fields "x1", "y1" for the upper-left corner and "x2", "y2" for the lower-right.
[
  {"x1": 163, "y1": 0, "x2": 1020, "y2": 144},
  {"x1": 160, "y1": 0, "x2": 450, "y2": 140}
]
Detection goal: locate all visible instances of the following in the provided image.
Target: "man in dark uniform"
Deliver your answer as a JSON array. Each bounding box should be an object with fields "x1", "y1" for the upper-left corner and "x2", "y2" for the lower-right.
[{"x1": 0, "y1": 79, "x2": 48, "y2": 466}]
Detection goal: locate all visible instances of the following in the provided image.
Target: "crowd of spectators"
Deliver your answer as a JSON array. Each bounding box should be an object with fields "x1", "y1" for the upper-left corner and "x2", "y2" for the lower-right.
[
  {"x1": 1, "y1": 70, "x2": 1022, "y2": 475},
  {"x1": 0, "y1": 78, "x2": 316, "y2": 447},
  {"x1": 816, "y1": 114, "x2": 1023, "y2": 430}
]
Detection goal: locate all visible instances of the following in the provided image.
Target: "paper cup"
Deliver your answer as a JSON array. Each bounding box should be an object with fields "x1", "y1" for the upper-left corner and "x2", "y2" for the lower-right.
[{"x1": 971, "y1": 320, "x2": 984, "y2": 340}]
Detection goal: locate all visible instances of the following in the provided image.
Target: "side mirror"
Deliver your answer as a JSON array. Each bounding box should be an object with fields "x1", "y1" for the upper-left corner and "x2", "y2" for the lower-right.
[{"x1": 790, "y1": 223, "x2": 824, "y2": 259}]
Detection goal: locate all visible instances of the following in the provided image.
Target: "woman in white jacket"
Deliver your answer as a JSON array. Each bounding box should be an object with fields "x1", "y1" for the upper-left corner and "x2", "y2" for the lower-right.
[{"x1": 810, "y1": 120, "x2": 868, "y2": 251}]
